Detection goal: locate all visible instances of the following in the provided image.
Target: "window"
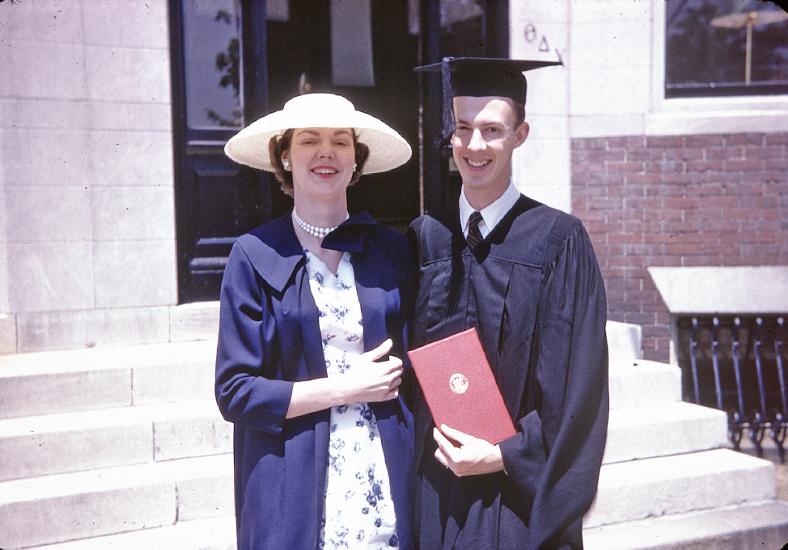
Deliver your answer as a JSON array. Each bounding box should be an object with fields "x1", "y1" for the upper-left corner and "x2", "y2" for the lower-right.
[
  {"x1": 182, "y1": 0, "x2": 243, "y2": 130},
  {"x1": 665, "y1": 0, "x2": 788, "y2": 98}
]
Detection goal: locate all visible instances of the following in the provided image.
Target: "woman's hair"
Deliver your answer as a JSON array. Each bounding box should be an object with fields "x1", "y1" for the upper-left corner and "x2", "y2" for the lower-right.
[{"x1": 268, "y1": 129, "x2": 371, "y2": 197}]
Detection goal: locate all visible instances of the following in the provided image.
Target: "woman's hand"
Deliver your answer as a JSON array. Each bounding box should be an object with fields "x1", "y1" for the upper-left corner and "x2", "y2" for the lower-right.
[
  {"x1": 342, "y1": 338, "x2": 403, "y2": 403},
  {"x1": 285, "y1": 338, "x2": 403, "y2": 419}
]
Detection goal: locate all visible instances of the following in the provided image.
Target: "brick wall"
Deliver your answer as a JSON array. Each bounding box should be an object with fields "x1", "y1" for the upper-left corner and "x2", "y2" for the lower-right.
[{"x1": 571, "y1": 132, "x2": 788, "y2": 362}]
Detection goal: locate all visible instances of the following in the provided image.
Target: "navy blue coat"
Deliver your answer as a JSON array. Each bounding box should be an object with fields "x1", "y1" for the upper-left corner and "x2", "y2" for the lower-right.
[{"x1": 215, "y1": 211, "x2": 415, "y2": 550}]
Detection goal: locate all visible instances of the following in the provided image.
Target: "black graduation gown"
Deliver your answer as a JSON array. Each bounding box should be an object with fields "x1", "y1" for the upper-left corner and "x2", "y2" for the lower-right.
[{"x1": 407, "y1": 195, "x2": 609, "y2": 550}]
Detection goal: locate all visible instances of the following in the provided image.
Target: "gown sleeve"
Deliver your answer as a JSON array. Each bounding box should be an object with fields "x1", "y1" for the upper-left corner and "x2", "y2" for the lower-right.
[
  {"x1": 214, "y1": 241, "x2": 294, "y2": 435},
  {"x1": 498, "y1": 221, "x2": 609, "y2": 549}
]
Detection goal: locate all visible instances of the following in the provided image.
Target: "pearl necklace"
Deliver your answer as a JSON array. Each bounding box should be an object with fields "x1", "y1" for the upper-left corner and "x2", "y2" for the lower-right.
[{"x1": 292, "y1": 210, "x2": 347, "y2": 239}]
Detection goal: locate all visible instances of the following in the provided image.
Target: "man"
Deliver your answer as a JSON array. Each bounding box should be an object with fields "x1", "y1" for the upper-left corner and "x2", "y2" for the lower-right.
[{"x1": 408, "y1": 57, "x2": 609, "y2": 549}]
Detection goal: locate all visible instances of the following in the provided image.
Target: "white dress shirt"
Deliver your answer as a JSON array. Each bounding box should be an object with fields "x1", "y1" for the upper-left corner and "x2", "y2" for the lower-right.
[{"x1": 459, "y1": 182, "x2": 521, "y2": 239}]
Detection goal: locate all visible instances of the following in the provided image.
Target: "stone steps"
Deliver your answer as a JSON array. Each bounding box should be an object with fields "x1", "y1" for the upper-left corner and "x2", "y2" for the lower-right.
[
  {"x1": 30, "y1": 502, "x2": 788, "y2": 550},
  {"x1": 584, "y1": 500, "x2": 788, "y2": 550},
  {"x1": 0, "y1": 395, "x2": 722, "y2": 483},
  {"x1": 0, "y1": 337, "x2": 671, "y2": 416},
  {"x1": 0, "y1": 454, "x2": 234, "y2": 549},
  {"x1": 26, "y1": 516, "x2": 235, "y2": 550},
  {"x1": 0, "y1": 340, "x2": 217, "y2": 419},
  {"x1": 609, "y1": 359, "x2": 682, "y2": 409},
  {"x1": 587, "y1": 449, "x2": 776, "y2": 528},
  {"x1": 3, "y1": 447, "x2": 773, "y2": 548},
  {"x1": 0, "y1": 400, "x2": 230, "y2": 481},
  {"x1": 0, "y1": 346, "x2": 684, "y2": 483},
  {"x1": 604, "y1": 401, "x2": 727, "y2": 464},
  {"x1": 1, "y1": 323, "x2": 786, "y2": 548}
]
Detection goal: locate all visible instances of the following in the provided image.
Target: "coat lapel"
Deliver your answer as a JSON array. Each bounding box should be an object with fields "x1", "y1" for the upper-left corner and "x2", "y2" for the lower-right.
[{"x1": 239, "y1": 213, "x2": 303, "y2": 293}]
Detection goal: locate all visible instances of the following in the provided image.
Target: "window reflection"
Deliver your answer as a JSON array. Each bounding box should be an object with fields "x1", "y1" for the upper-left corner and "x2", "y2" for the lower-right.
[
  {"x1": 440, "y1": 0, "x2": 484, "y2": 57},
  {"x1": 331, "y1": 0, "x2": 375, "y2": 87},
  {"x1": 268, "y1": 0, "x2": 289, "y2": 23},
  {"x1": 441, "y1": 0, "x2": 483, "y2": 30},
  {"x1": 666, "y1": 0, "x2": 788, "y2": 97},
  {"x1": 183, "y1": 0, "x2": 243, "y2": 130}
]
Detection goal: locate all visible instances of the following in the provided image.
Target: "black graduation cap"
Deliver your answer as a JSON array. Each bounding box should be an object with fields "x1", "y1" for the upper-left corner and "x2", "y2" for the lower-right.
[{"x1": 414, "y1": 57, "x2": 562, "y2": 146}]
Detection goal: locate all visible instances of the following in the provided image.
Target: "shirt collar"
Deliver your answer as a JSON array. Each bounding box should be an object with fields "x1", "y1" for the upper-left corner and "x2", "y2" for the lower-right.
[{"x1": 459, "y1": 182, "x2": 521, "y2": 238}]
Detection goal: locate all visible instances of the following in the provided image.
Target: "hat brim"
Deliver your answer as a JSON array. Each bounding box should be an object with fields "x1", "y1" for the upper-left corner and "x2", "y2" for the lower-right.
[{"x1": 224, "y1": 101, "x2": 412, "y2": 175}]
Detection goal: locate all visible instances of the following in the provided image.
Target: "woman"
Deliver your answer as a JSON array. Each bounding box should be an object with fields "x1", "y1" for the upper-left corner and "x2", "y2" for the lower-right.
[{"x1": 216, "y1": 93, "x2": 415, "y2": 549}]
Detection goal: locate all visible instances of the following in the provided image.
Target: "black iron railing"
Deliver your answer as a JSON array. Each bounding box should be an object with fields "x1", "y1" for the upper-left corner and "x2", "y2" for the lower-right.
[{"x1": 677, "y1": 316, "x2": 787, "y2": 462}]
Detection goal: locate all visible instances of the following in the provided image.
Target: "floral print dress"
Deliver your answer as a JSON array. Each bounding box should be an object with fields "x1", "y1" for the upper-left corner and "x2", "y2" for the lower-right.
[{"x1": 305, "y1": 250, "x2": 399, "y2": 549}]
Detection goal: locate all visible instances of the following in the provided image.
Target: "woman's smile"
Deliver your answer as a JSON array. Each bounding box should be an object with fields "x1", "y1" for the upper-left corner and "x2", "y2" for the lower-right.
[{"x1": 310, "y1": 164, "x2": 341, "y2": 178}]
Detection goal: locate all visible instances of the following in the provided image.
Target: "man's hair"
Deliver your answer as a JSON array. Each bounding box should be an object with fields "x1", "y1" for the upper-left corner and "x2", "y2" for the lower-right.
[
  {"x1": 511, "y1": 100, "x2": 525, "y2": 128},
  {"x1": 268, "y1": 129, "x2": 370, "y2": 197}
]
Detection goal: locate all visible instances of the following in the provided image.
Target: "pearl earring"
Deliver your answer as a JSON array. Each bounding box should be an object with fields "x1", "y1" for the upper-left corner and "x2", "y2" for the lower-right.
[
  {"x1": 282, "y1": 159, "x2": 291, "y2": 171},
  {"x1": 353, "y1": 163, "x2": 358, "y2": 171}
]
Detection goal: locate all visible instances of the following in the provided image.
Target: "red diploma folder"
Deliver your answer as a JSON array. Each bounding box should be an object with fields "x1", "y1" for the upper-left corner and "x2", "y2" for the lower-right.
[{"x1": 407, "y1": 327, "x2": 516, "y2": 444}]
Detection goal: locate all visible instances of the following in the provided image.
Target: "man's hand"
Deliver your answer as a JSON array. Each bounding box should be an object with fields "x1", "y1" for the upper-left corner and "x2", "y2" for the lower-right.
[{"x1": 433, "y1": 424, "x2": 506, "y2": 477}]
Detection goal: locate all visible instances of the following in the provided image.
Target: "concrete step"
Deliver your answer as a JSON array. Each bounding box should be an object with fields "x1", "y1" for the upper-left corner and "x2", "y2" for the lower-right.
[
  {"x1": 0, "y1": 333, "x2": 668, "y2": 417},
  {"x1": 27, "y1": 516, "x2": 236, "y2": 550},
  {"x1": 609, "y1": 359, "x2": 682, "y2": 409},
  {"x1": 585, "y1": 449, "x2": 776, "y2": 528},
  {"x1": 584, "y1": 500, "x2": 788, "y2": 550},
  {"x1": 0, "y1": 401, "x2": 231, "y2": 481},
  {"x1": 0, "y1": 454, "x2": 234, "y2": 549},
  {"x1": 0, "y1": 340, "x2": 217, "y2": 419},
  {"x1": 606, "y1": 320, "x2": 642, "y2": 365},
  {"x1": 604, "y1": 401, "x2": 727, "y2": 464}
]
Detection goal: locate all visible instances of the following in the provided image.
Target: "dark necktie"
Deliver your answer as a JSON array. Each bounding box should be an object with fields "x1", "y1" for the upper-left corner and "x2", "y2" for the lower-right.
[{"x1": 466, "y1": 211, "x2": 483, "y2": 250}]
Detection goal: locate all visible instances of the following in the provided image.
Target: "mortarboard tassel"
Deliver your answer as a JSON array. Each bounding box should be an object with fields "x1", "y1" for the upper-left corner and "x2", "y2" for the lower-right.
[{"x1": 439, "y1": 56, "x2": 456, "y2": 148}]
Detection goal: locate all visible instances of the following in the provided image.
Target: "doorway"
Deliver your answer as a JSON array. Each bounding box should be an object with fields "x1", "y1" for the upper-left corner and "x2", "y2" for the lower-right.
[
  {"x1": 170, "y1": 0, "x2": 506, "y2": 303},
  {"x1": 265, "y1": 1, "x2": 419, "y2": 227}
]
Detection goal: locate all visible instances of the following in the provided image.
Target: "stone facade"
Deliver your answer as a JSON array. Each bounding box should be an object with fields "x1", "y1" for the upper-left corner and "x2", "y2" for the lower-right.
[
  {"x1": 0, "y1": 1, "x2": 180, "y2": 352},
  {"x1": 2, "y1": 1, "x2": 786, "y2": 357},
  {"x1": 509, "y1": 1, "x2": 787, "y2": 363}
]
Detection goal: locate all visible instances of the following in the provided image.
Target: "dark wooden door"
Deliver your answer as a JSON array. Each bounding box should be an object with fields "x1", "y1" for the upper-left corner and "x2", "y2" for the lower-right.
[
  {"x1": 170, "y1": 0, "x2": 272, "y2": 302},
  {"x1": 171, "y1": 0, "x2": 420, "y2": 302},
  {"x1": 419, "y1": 0, "x2": 510, "y2": 214},
  {"x1": 264, "y1": 1, "x2": 420, "y2": 228}
]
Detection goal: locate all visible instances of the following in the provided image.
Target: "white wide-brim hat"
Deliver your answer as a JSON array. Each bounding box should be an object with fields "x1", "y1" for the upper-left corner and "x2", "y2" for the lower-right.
[{"x1": 224, "y1": 93, "x2": 412, "y2": 174}]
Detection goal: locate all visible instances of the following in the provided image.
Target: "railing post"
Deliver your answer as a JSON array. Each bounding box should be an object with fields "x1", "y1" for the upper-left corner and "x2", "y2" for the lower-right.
[
  {"x1": 731, "y1": 318, "x2": 747, "y2": 421},
  {"x1": 711, "y1": 317, "x2": 724, "y2": 411},
  {"x1": 773, "y1": 317, "x2": 787, "y2": 463},
  {"x1": 748, "y1": 317, "x2": 767, "y2": 457},
  {"x1": 688, "y1": 317, "x2": 701, "y2": 404},
  {"x1": 679, "y1": 314, "x2": 786, "y2": 459},
  {"x1": 715, "y1": 317, "x2": 741, "y2": 448}
]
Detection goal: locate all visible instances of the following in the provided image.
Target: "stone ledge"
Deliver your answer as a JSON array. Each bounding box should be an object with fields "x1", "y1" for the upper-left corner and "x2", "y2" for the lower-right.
[
  {"x1": 170, "y1": 302, "x2": 219, "y2": 343},
  {"x1": 648, "y1": 266, "x2": 788, "y2": 315},
  {"x1": 15, "y1": 307, "x2": 171, "y2": 353},
  {"x1": 3, "y1": 303, "x2": 220, "y2": 354},
  {"x1": 645, "y1": 108, "x2": 788, "y2": 137}
]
